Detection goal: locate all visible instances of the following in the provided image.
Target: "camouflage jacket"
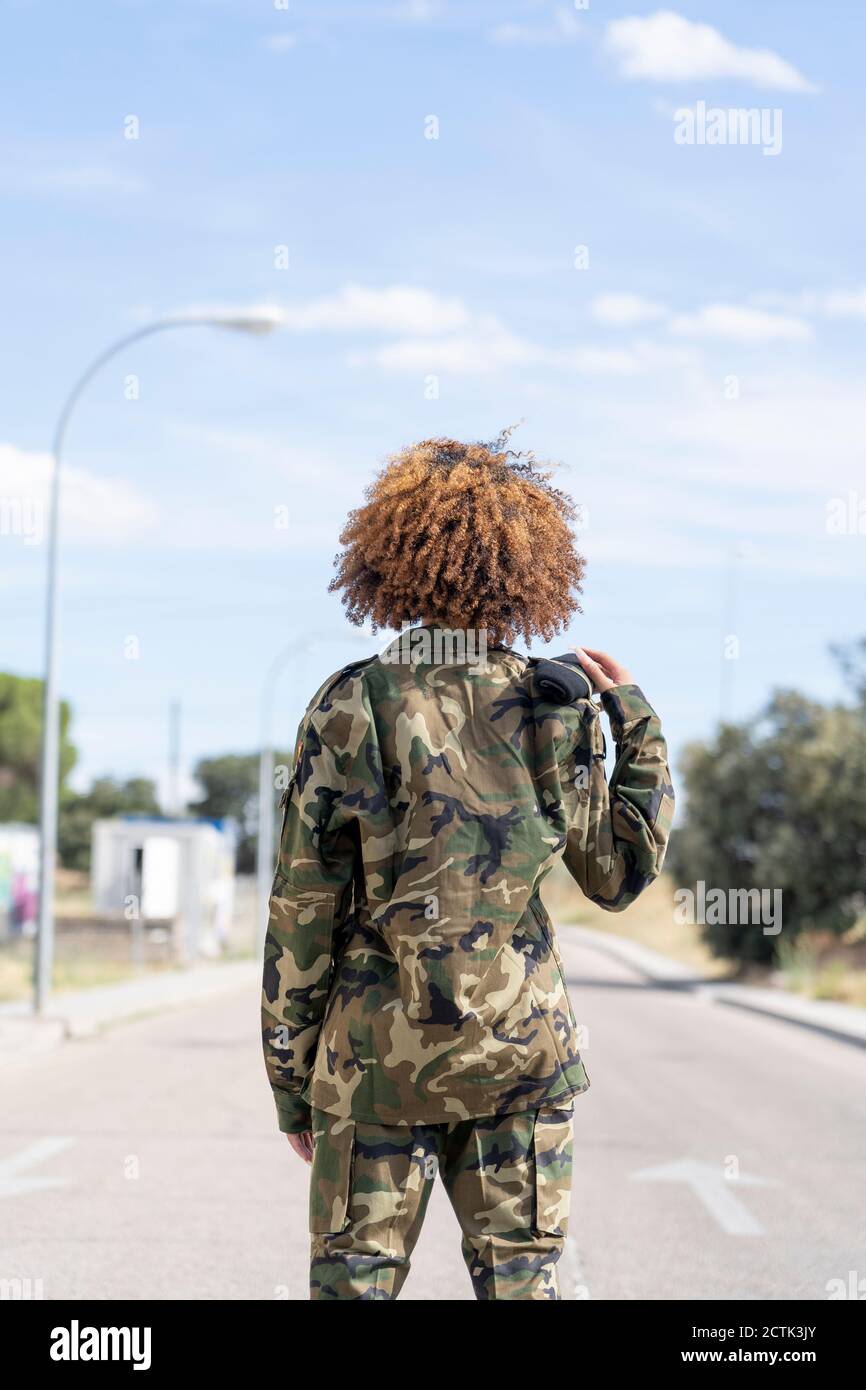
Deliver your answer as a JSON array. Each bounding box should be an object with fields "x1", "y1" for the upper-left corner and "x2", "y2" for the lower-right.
[{"x1": 261, "y1": 633, "x2": 674, "y2": 1132}]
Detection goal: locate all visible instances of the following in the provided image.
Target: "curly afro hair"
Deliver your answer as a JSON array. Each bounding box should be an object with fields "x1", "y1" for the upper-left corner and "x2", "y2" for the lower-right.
[{"x1": 329, "y1": 429, "x2": 585, "y2": 646}]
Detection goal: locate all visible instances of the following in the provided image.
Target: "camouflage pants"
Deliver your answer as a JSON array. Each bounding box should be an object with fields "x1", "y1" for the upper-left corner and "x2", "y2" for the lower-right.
[{"x1": 308, "y1": 1102, "x2": 574, "y2": 1300}]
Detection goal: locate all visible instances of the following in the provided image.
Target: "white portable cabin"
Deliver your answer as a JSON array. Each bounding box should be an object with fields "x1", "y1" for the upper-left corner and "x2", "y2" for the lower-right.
[{"x1": 91, "y1": 816, "x2": 237, "y2": 961}]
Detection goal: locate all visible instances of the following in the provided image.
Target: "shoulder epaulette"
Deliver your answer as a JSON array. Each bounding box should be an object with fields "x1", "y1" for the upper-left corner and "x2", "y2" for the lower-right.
[
  {"x1": 488, "y1": 641, "x2": 527, "y2": 662},
  {"x1": 528, "y1": 652, "x2": 593, "y2": 704},
  {"x1": 280, "y1": 654, "x2": 378, "y2": 807},
  {"x1": 316, "y1": 654, "x2": 378, "y2": 712}
]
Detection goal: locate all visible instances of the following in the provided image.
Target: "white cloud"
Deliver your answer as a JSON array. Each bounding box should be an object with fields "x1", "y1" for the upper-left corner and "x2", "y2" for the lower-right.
[
  {"x1": 605, "y1": 10, "x2": 818, "y2": 93},
  {"x1": 280, "y1": 283, "x2": 472, "y2": 335},
  {"x1": 0, "y1": 443, "x2": 158, "y2": 545},
  {"x1": 561, "y1": 366, "x2": 866, "y2": 583},
  {"x1": 354, "y1": 321, "x2": 697, "y2": 377},
  {"x1": 264, "y1": 34, "x2": 298, "y2": 52},
  {"x1": 616, "y1": 338, "x2": 701, "y2": 371},
  {"x1": 669, "y1": 303, "x2": 811, "y2": 343},
  {"x1": 718, "y1": 284, "x2": 866, "y2": 322},
  {"x1": 590, "y1": 292, "x2": 668, "y2": 326},
  {"x1": 357, "y1": 321, "x2": 538, "y2": 373},
  {"x1": 616, "y1": 372, "x2": 866, "y2": 497},
  {"x1": 557, "y1": 346, "x2": 643, "y2": 374},
  {"x1": 815, "y1": 288, "x2": 866, "y2": 319},
  {"x1": 490, "y1": 7, "x2": 582, "y2": 46},
  {"x1": 173, "y1": 282, "x2": 825, "y2": 371},
  {"x1": 25, "y1": 165, "x2": 146, "y2": 195},
  {"x1": 173, "y1": 284, "x2": 692, "y2": 374}
]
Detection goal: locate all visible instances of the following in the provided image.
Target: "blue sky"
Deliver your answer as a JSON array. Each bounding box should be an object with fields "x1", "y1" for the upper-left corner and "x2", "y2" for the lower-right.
[{"x1": 2, "y1": 0, "x2": 863, "y2": 800}]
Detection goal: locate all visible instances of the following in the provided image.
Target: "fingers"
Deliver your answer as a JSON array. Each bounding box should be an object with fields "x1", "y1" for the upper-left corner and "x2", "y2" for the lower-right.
[
  {"x1": 286, "y1": 1131, "x2": 314, "y2": 1164},
  {"x1": 575, "y1": 646, "x2": 633, "y2": 689},
  {"x1": 579, "y1": 647, "x2": 614, "y2": 672},
  {"x1": 575, "y1": 647, "x2": 604, "y2": 669},
  {"x1": 574, "y1": 647, "x2": 613, "y2": 693}
]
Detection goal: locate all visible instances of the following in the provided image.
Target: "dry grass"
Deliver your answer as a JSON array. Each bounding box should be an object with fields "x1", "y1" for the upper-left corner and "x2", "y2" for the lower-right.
[
  {"x1": 0, "y1": 877, "x2": 164, "y2": 1003},
  {"x1": 544, "y1": 862, "x2": 729, "y2": 977},
  {"x1": 0, "y1": 940, "x2": 144, "y2": 1003},
  {"x1": 546, "y1": 863, "x2": 866, "y2": 1005},
  {"x1": 774, "y1": 934, "x2": 866, "y2": 1008},
  {"x1": 52, "y1": 868, "x2": 93, "y2": 918}
]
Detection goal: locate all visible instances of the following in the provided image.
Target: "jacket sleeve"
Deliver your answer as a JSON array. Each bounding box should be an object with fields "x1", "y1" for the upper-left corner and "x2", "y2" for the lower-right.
[
  {"x1": 562, "y1": 683, "x2": 674, "y2": 912},
  {"x1": 260, "y1": 710, "x2": 356, "y2": 1134}
]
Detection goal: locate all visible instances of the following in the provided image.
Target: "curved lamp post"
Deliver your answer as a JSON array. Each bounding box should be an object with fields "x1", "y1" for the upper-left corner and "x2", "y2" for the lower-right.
[{"x1": 35, "y1": 309, "x2": 280, "y2": 1012}]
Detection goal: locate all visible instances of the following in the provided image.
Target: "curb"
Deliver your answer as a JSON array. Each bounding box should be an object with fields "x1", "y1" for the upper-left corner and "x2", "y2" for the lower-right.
[
  {"x1": 708, "y1": 982, "x2": 866, "y2": 1049},
  {"x1": 561, "y1": 924, "x2": 866, "y2": 1049},
  {"x1": 564, "y1": 925, "x2": 701, "y2": 986},
  {"x1": 0, "y1": 959, "x2": 261, "y2": 1064}
]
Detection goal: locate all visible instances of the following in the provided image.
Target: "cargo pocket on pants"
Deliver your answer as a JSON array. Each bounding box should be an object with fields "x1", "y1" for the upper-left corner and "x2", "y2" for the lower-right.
[
  {"x1": 532, "y1": 1104, "x2": 574, "y2": 1237},
  {"x1": 309, "y1": 1117, "x2": 356, "y2": 1234}
]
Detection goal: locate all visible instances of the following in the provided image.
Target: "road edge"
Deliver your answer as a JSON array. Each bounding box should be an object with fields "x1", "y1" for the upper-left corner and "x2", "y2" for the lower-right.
[{"x1": 561, "y1": 923, "x2": 866, "y2": 1049}]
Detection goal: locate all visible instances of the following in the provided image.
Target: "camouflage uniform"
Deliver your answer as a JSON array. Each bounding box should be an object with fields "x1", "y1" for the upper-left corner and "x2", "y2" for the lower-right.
[
  {"x1": 309, "y1": 1102, "x2": 574, "y2": 1300},
  {"x1": 262, "y1": 628, "x2": 673, "y2": 1299}
]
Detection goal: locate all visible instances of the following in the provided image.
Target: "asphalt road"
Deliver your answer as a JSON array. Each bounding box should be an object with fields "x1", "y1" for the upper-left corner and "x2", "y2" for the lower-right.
[{"x1": 1, "y1": 932, "x2": 864, "y2": 1301}]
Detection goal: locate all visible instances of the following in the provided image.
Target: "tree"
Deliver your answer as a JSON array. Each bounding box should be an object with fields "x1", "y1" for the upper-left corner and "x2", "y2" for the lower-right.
[
  {"x1": 59, "y1": 777, "x2": 161, "y2": 870},
  {"x1": 830, "y1": 636, "x2": 866, "y2": 707},
  {"x1": 0, "y1": 672, "x2": 76, "y2": 823},
  {"x1": 670, "y1": 690, "x2": 866, "y2": 964},
  {"x1": 189, "y1": 754, "x2": 257, "y2": 871},
  {"x1": 188, "y1": 752, "x2": 287, "y2": 873}
]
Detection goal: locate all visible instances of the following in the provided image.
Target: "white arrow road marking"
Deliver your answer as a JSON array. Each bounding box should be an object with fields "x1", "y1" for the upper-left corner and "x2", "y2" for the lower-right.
[
  {"x1": 0, "y1": 1137, "x2": 74, "y2": 1198},
  {"x1": 630, "y1": 1158, "x2": 776, "y2": 1236}
]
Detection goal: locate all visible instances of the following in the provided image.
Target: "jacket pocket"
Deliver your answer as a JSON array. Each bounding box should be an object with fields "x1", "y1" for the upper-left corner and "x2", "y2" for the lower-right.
[
  {"x1": 532, "y1": 1104, "x2": 574, "y2": 1237},
  {"x1": 267, "y1": 883, "x2": 338, "y2": 1000},
  {"x1": 529, "y1": 898, "x2": 576, "y2": 1028},
  {"x1": 309, "y1": 1115, "x2": 356, "y2": 1234}
]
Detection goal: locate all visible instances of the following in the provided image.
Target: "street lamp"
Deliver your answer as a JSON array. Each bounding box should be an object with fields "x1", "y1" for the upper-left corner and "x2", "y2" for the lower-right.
[{"x1": 35, "y1": 309, "x2": 280, "y2": 1013}]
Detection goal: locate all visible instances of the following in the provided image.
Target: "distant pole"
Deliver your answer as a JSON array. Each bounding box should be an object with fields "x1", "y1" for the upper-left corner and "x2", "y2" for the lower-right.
[
  {"x1": 168, "y1": 700, "x2": 182, "y2": 816},
  {"x1": 34, "y1": 427, "x2": 64, "y2": 1015},
  {"x1": 34, "y1": 310, "x2": 280, "y2": 1013}
]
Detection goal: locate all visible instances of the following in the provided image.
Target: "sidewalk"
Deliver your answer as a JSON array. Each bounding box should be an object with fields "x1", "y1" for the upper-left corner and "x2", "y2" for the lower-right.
[
  {"x1": 0, "y1": 959, "x2": 261, "y2": 1064},
  {"x1": 562, "y1": 925, "x2": 866, "y2": 1048}
]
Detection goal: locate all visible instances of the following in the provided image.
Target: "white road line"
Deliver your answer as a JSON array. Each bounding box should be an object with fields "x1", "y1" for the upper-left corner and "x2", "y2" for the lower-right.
[
  {"x1": 631, "y1": 1158, "x2": 775, "y2": 1236},
  {"x1": 0, "y1": 1137, "x2": 74, "y2": 1198}
]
